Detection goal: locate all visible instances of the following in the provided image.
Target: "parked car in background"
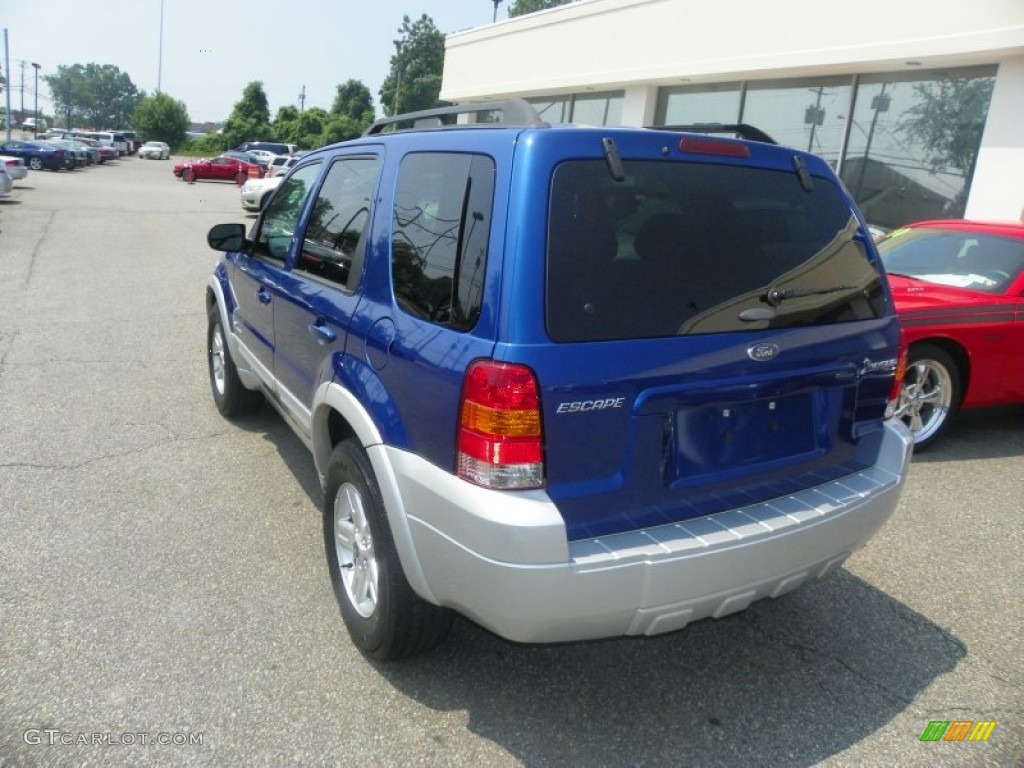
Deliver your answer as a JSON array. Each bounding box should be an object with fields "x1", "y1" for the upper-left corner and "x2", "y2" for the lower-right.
[
  {"x1": 0, "y1": 155, "x2": 29, "y2": 181},
  {"x1": 234, "y1": 141, "x2": 297, "y2": 156},
  {"x1": 45, "y1": 140, "x2": 87, "y2": 167},
  {"x1": 244, "y1": 149, "x2": 279, "y2": 166},
  {"x1": 880, "y1": 219, "x2": 1024, "y2": 448},
  {"x1": 239, "y1": 174, "x2": 282, "y2": 212},
  {"x1": 116, "y1": 130, "x2": 140, "y2": 154},
  {"x1": 0, "y1": 140, "x2": 72, "y2": 171},
  {"x1": 266, "y1": 153, "x2": 303, "y2": 177},
  {"x1": 223, "y1": 149, "x2": 270, "y2": 170},
  {"x1": 139, "y1": 141, "x2": 171, "y2": 160},
  {"x1": 173, "y1": 155, "x2": 264, "y2": 183},
  {"x1": 65, "y1": 139, "x2": 101, "y2": 165},
  {"x1": 79, "y1": 138, "x2": 118, "y2": 163},
  {"x1": 0, "y1": 164, "x2": 12, "y2": 197}
]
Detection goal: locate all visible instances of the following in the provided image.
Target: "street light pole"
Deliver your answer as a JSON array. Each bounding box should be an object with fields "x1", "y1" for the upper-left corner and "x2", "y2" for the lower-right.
[
  {"x1": 157, "y1": 0, "x2": 164, "y2": 93},
  {"x1": 492, "y1": 0, "x2": 503, "y2": 23},
  {"x1": 32, "y1": 62, "x2": 40, "y2": 138}
]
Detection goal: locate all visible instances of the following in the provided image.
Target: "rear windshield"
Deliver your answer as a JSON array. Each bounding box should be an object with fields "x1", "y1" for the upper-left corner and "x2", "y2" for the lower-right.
[
  {"x1": 878, "y1": 228, "x2": 1024, "y2": 294},
  {"x1": 546, "y1": 160, "x2": 884, "y2": 341}
]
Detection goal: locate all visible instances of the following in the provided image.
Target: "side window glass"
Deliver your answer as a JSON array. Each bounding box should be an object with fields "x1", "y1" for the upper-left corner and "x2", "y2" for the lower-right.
[
  {"x1": 391, "y1": 153, "x2": 495, "y2": 331},
  {"x1": 298, "y1": 156, "x2": 380, "y2": 289},
  {"x1": 253, "y1": 162, "x2": 321, "y2": 262}
]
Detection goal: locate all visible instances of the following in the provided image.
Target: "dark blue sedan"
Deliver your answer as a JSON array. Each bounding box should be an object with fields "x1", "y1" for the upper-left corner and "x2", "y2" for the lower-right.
[{"x1": 0, "y1": 140, "x2": 73, "y2": 171}]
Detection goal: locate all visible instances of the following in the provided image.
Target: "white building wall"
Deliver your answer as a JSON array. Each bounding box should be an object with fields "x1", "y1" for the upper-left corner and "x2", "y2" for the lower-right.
[
  {"x1": 966, "y1": 56, "x2": 1024, "y2": 221},
  {"x1": 442, "y1": 0, "x2": 1024, "y2": 102}
]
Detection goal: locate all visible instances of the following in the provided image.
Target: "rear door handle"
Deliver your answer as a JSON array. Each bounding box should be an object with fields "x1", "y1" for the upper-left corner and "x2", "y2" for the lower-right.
[
  {"x1": 256, "y1": 287, "x2": 272, "y2": 305},
  {"x1": 308, "y1": 320, "x2": 336, "y2": 344}
]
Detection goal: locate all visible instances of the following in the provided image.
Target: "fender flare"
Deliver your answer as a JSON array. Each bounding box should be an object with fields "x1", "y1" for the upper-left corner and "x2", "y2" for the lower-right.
[{"x1": 312, "y1": 381, "x2": 437, "y2": 604}]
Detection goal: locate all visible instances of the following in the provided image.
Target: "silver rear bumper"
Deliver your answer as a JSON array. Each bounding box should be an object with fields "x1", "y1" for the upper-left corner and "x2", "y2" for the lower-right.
[{"x1": 379, "y1": 420, "x2": 913, "y2": 643}]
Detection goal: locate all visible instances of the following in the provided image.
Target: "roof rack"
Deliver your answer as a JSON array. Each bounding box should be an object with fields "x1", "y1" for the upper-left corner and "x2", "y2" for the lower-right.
[
  {"x1": 363, "y1": 99, "x2": 548, "y2": 136},
  {"x1": 654, "y1": 123, "x2": 777, "y2": 145}
]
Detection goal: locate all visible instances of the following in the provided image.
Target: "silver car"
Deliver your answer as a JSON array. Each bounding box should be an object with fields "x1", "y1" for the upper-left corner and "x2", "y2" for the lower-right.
[
  {"x1": 139, "y1": 141, "x2": 171, "y2": 160},
  {"x1": 0, "y1": 155, "x2": 28, "y2": 181}
]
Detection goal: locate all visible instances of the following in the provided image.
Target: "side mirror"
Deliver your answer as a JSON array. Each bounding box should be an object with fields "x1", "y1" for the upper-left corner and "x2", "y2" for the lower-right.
[{"x1": 207, "y1": 222, "x2": 248, "y2": 252}]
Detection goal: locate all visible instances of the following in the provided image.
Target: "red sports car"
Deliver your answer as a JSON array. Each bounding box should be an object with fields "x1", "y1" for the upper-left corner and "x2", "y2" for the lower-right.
[
  {"x1": 879, "y1": 219, "x2": 1024, "y2": 448},
  {"x1": 173, "y1": 155, "x2": 263, "y2": 183}
]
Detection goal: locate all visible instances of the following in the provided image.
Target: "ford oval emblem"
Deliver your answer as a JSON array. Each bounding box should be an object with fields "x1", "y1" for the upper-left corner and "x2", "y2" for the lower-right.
[{"x1": 747, "y1": 343, "x2": 780, "y2": 362}]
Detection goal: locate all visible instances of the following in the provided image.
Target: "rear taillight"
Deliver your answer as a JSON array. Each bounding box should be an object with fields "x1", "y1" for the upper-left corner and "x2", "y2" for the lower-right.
[
  {"x1": 457, "y1": 360, "x2": 544, "y2": 490},
  {"x1": 885, "y1": 332, "x2": 908, "y2": 419}
]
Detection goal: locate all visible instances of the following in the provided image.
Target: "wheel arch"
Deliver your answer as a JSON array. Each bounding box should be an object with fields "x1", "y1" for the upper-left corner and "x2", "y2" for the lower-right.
[
  {"x1": 311, "y1": 381, "x2": 437, "y2": 604},
  {"x1": 907, "y1": 336, "x2": 970, "y2": 407}
]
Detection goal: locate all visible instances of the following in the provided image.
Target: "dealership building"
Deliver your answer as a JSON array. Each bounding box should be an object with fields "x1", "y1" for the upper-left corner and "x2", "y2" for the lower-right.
[{"x1": 440, "y1": 0, "x2": 1024, "y2": 229}]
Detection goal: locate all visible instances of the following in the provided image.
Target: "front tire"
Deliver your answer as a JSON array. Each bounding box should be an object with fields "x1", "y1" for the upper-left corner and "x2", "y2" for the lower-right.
[
  {"x1": 323, "y1": 440, "x2": 453, "y2": 660},
  {"x1": 207, "y1": 305, "x2": 263, "y2": 418},
  {"x1": 895, "y1": 344, "x2": 961, "y2": 450}
]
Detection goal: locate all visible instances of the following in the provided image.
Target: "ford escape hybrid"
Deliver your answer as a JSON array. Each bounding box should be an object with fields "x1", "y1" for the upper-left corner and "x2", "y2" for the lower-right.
[{"x1": 205, "y1": 101, "x2": 913, "y2": 660}]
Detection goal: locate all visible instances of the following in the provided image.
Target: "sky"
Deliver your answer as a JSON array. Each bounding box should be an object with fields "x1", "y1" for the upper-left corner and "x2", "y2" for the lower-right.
[{"x1": 2, "y1": 0, "x2": 503, "y2": 124}]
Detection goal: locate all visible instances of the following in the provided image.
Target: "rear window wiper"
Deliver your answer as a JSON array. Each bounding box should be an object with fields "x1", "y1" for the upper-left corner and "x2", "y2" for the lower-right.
[{"x1": 764, "y1": 284, "x2": 855, "y2": 307}]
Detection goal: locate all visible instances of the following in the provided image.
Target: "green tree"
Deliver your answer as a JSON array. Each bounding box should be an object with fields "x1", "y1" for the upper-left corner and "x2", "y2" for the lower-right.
[
  {"x1": 221, "y1": 81, "x2": 274, "y2": 148},
  {"x1": 133, "y1": 92, "x2": 189, "y2": 148},
  {"x1": 331, "y1": 80, "x2": 375, "y2": 124},
  {"x1": 272, "y1": 105, "x2": 302, "y2": 145},
  {"x1": 379, "y1": 15, "x2": 446, "y2": 117},
  {"x1": 508, "y1": 0, "x2": 575, "y2": 18},
  {"x1": 899, "y1": 77, "x2": 995, "y2": 178},
  {"x1": 44, "y1": 63, "x2": 142, "y2": 129},
  {"x1": 321, "y1": 79, "x2": 375, "y2": 143}
]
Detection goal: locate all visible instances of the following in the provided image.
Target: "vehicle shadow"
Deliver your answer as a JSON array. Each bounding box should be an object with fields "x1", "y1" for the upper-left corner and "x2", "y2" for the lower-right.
[
  {"x1": 912, "y1": 404, "x2": 1024, "y2": 463},
  {"x1": 228, "y1": 405, "x2": 324, "y2": 507},
  {"x1": 373, "y1": 571, "x2": 962, "y2": 767},
  {"x1": 0, "y1": 199, "x2": 23, "y2": 206},
  {"x1": 240, "y1": 405, "x2": 966, "y2": 767}
]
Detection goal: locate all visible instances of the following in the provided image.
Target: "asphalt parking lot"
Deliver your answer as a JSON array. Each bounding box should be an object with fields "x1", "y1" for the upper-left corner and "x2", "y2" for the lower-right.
[{"x1": 0, "y1": 156, "x2": 1021, "y2": 767}]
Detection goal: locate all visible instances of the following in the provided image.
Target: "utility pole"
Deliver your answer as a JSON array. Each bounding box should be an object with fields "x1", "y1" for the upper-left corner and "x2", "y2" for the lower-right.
[
  {"x1": 4, "y1": 29, "x2": 11, "y2": 141},
  {"x1": 299, "y1": 85, "x2": 305, "y2": 113},
  {"x1": 20, "y1": 60, "x2": 25, "y2": 113}
]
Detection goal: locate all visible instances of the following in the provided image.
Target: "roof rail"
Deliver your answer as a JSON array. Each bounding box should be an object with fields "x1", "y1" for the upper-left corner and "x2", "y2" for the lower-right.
[
  {"x1": 654, "y1": 123, "x2": 778, "y2": 145},
  {"x1": 363, "y1": 99, "x2": 547, "y2": 136}
]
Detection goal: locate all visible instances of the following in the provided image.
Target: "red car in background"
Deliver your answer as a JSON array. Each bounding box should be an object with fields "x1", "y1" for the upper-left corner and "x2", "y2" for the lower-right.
[
  {"x1": 173, "y1": 154, "x2": 263, "y2": 183},
  {"x1": 878, "y1": 219, "x2": 1024, "y2": 448}
]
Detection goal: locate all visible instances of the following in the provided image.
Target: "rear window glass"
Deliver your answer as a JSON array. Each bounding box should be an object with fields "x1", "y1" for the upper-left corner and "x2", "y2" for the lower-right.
[
  {"x1": 878, "y1": 228, "x2": 1024, "y2": 294},
  {"x1": 546, "y1": 160, "x2": 884, "y2": 341},
  {"x1": 391, "y1": 152, "x2": 495, "y2": 331}
]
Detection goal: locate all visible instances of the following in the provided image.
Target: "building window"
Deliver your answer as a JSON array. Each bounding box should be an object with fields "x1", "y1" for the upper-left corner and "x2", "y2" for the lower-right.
[
  {"x1": 528, "y1": 91, "x2": 624, "y2": 125},
  {"x1": 840, "y1": 67, "x2": 996, "y2": 228},
  {"x1": 656, "y1": 83, "x2": 742, "y2": 126},
  {"x1": 741, "y1": 77, "x2": 852, "y2": 167},
  {"x1": 571, "y1": 92, "x2": 623, "y2": 125}
]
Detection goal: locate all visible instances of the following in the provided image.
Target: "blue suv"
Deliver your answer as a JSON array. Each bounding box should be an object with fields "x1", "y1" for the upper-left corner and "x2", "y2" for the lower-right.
[{"x1": 205, "y1": 101, "x2": 913, "y2": 659}]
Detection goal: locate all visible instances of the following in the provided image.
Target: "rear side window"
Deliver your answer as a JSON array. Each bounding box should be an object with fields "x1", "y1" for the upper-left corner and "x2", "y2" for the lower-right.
[
  {"x1": 546, "y1": 160, "x2": 884, "y2": 342},
  {"x1": 391, "y1": 152, "x2": 495, "y2": 331}
]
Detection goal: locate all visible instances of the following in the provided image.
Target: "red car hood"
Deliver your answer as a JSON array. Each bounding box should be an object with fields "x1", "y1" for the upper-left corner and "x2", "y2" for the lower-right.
[{"x1": 887, "y1": 274, "x2": 1010, "y2": 313}]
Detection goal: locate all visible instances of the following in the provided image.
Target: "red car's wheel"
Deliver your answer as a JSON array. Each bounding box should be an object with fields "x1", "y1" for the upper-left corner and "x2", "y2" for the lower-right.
[{"x1": 894, "y1": 344, "x2": 961, "y2": 450}]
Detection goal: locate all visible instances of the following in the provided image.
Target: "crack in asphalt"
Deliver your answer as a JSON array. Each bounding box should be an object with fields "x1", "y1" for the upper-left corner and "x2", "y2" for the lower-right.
[
  {"x1": 0, "y1": 431, "x2": 229, "y2": 472},
  {"x1": 23, "y1": 209, "x2": 57, "y2": 289}
]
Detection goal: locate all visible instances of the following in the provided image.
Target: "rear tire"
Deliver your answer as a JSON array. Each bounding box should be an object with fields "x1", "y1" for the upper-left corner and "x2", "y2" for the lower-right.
[
  {"x1": 896, "y1": 344, "x2": 961, "y2": 450},
  {"x1": 28, "y1": 157, "x2": 43, "y2": 171},
  {"x1": 323, "y1": 439, "x2": 453, "y2": 660},
  {"x1": 207, "y1": 305, "x2": 263, "y2": 418}
]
